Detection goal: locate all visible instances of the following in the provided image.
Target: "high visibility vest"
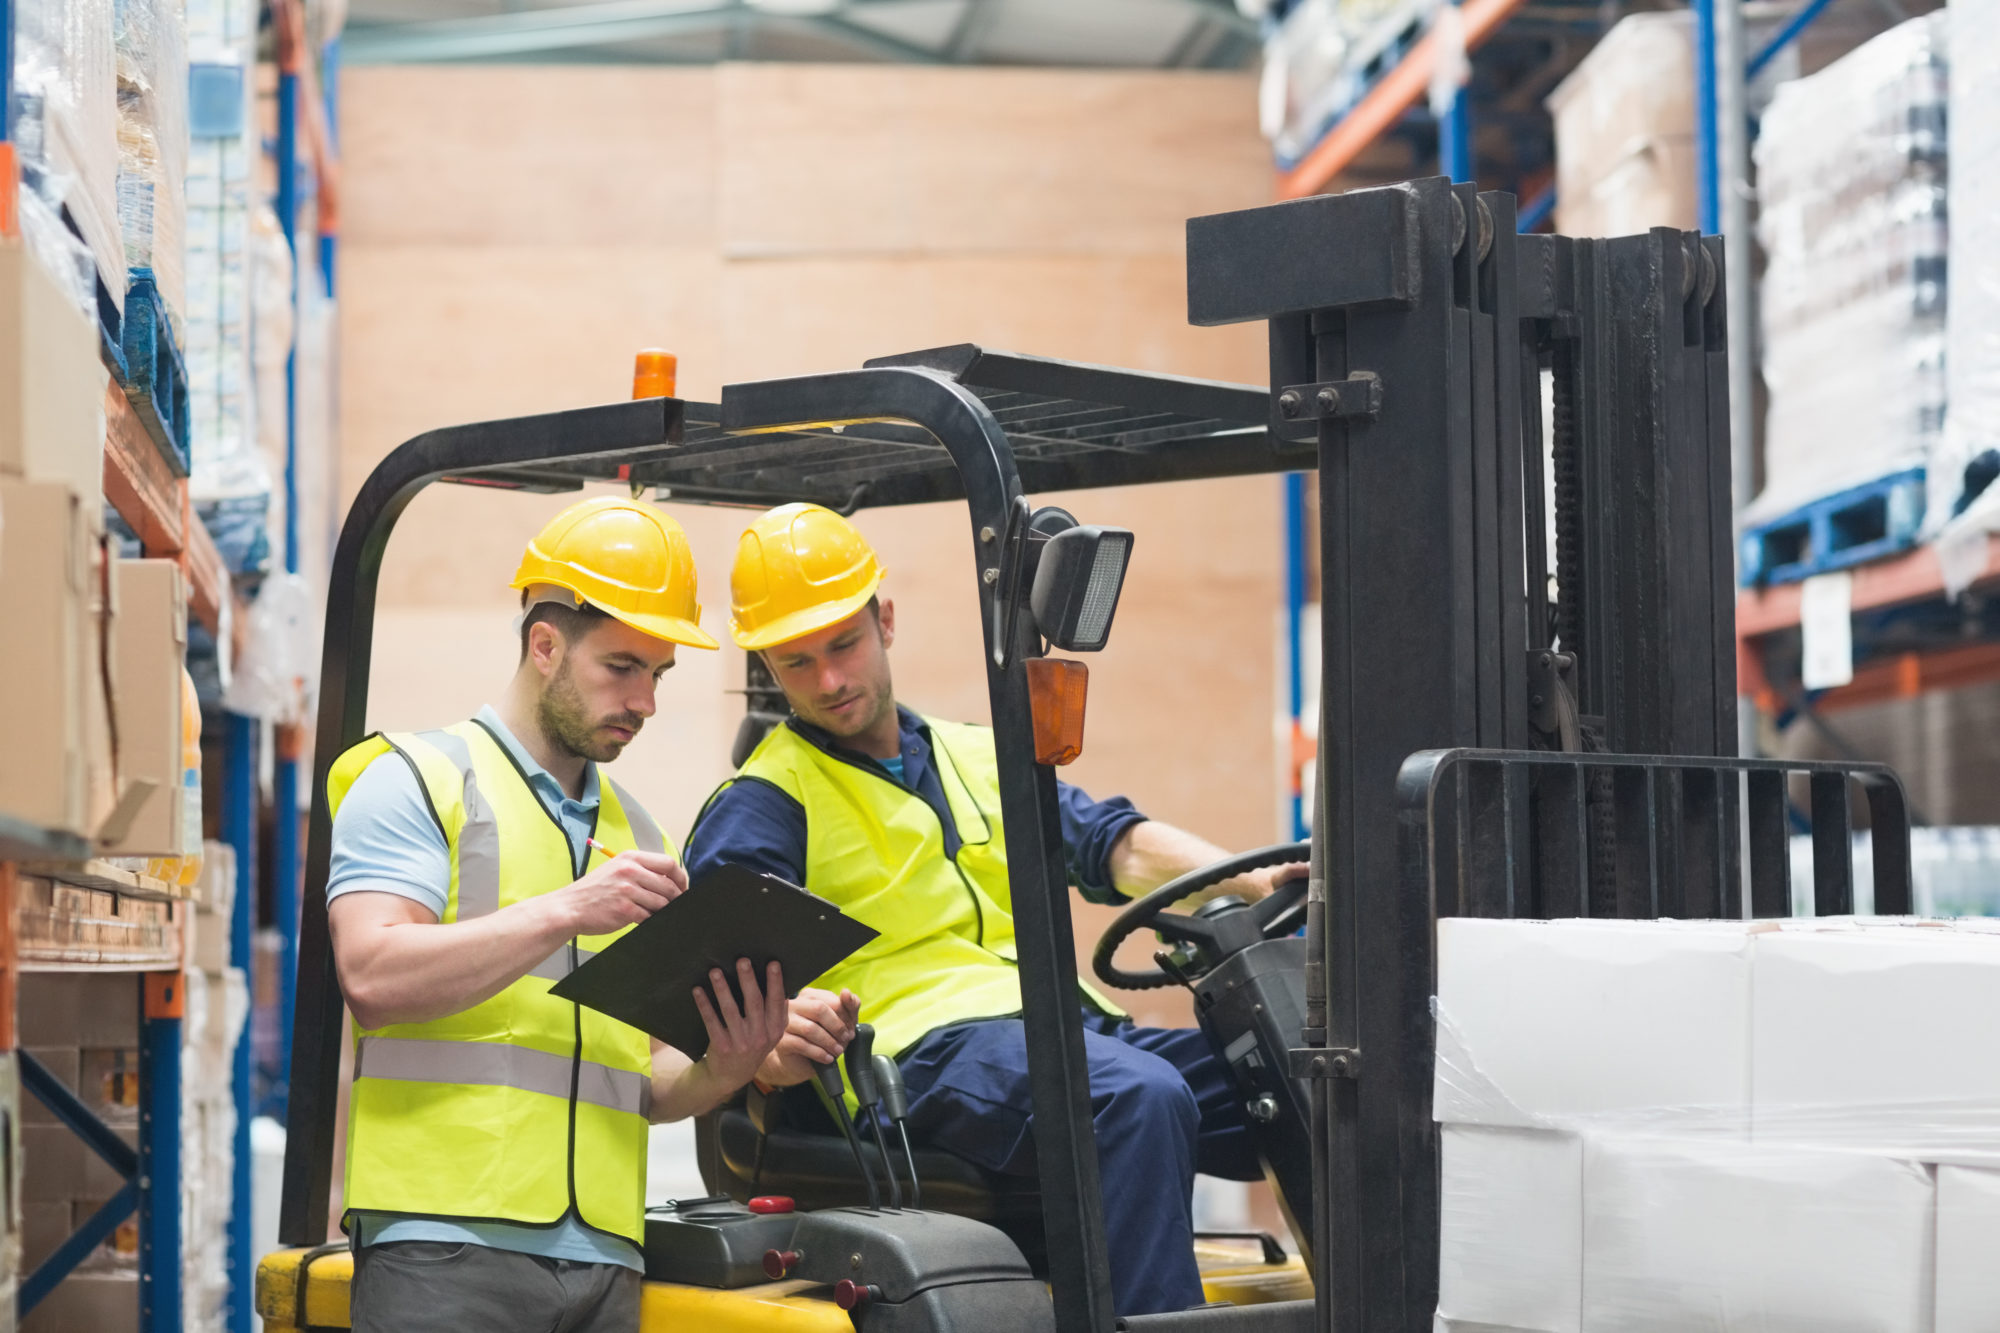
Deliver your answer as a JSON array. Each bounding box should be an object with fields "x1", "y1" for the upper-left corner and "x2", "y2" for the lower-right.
[
  {"x1": 707, "y1": 716, "x2": 1123, "y2": 1077},
  {"x1": 328, "y1": 719, "x2": 663, "y2": 1245}
]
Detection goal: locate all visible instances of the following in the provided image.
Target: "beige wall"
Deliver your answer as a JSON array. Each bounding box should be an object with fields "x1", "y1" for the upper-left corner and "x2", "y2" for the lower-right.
[{"x1": 338, "y1": 63, "x2": 1282, "y2": 1029}]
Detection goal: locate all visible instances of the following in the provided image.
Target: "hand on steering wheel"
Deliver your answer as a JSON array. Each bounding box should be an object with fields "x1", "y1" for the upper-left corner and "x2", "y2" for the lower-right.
[{"x1": 1091, "y1": 843, "x2": 1311, "y2": 991}]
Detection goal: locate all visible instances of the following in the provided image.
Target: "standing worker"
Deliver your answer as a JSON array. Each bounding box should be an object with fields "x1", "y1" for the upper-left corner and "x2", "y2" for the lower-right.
[
  {"x1": 687, "y1": 503, "x2": 1302, "y2": 1318},
  {"x1": 325, "y1": 497, "x2": 856, "y2": 1333}
]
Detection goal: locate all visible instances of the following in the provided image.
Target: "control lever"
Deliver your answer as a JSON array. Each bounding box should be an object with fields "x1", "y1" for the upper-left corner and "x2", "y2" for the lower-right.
[
  {"x1": 811, "y1": 1058, "x2": 881, "y2": 1210},
  {"x1": 873, "y1": 1053, "x2": 921, "y2": 1210},
  {"x1": 844, "y1": 1025, "x2": 902, "y2": 1208}
]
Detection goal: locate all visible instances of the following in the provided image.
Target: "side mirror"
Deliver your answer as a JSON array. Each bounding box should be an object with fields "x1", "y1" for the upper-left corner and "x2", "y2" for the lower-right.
[{"x1": 1030, "y1": 524, "x2": 1134, "y2": 652}]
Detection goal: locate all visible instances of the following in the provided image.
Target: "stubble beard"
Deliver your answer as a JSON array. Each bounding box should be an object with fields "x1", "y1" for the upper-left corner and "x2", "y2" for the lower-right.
[{"x1": 539, "y1": 658, "x2": 641, "y2": 764}]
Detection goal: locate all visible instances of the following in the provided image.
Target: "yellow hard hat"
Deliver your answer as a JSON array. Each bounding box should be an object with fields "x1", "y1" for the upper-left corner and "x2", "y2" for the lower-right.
[
  {"x1": 729, "y1": 503, "x2": 885, "y2": 651},
  {"x1": 511, "y1": 497, "x2": 719, "y2": 650}
]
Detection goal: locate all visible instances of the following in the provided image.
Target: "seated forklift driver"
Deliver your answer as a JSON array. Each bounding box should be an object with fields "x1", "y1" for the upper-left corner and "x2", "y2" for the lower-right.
[
  {"x1": 687, "y1": 503, "x2": 1301, "y2": 1318},
  {"x1": 324, "y1": 498, "x2": 855, "y2": 1333}
]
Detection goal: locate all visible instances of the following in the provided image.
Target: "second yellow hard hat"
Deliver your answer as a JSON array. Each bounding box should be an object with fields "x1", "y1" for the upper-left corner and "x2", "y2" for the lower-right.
[
  {"x1": 512, "y1": 496, "x2": 719, "y2": 650},
  {"x1": 730, "y1": 503, "x2": 885, "y2": 651}
]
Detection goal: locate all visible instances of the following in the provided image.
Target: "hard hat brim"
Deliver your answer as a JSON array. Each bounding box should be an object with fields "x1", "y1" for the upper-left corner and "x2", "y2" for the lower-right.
[
  {"x1": 730, "y1": 571, "x2": 884, "y2": 652},
  {"x1": 604, "y1": 604, "x2": 721, "y2": 651}
]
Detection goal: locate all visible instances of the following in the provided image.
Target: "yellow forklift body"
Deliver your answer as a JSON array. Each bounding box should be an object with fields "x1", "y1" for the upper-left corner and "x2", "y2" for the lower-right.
[{"x1": 254, "y1": 1240, "x2": 1311, "y2": 1329}]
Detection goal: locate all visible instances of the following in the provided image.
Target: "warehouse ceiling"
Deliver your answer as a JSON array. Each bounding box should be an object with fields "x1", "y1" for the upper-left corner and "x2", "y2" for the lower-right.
[{"x1": 340, "y1": 0, "x2": 1261, "y2": 67}]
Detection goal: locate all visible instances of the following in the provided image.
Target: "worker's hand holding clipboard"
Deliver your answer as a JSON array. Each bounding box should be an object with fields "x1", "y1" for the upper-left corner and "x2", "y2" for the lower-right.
[{"x1": 551, "y1": 863, "x2": 878, "y2": 1060}]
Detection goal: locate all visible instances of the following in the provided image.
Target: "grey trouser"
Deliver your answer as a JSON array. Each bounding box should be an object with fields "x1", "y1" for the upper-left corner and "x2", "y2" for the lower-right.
[{"x1": 351, "y1": 1241, "x2": 641, "y2": 1333}]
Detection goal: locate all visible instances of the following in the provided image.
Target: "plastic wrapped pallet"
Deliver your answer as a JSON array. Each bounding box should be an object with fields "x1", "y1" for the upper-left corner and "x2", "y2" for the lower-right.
[
  {"x1": 114, "y1": 0, "x2": 189, "y2": 334},
  {"x1": 1931, "y1": 0, "x2": 2000, "y2": 587},
  {"x1": 11, "y1": 0, "x2": 124, "y2": 319},
  {"x1": 1751, "y1": 13, "x2": 1948, "y2": 524},
  {"x1": 1434, "y1": 917, "x2": 2000, "y2": 1331}
]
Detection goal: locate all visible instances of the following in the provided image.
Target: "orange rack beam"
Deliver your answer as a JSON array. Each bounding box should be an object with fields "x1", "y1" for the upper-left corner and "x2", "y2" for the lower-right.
[{"x1": 1277, "y1": 0, "x2": 1532, "y2": 200}]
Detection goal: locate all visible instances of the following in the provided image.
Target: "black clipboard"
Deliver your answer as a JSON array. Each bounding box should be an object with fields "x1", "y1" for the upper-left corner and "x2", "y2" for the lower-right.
[{"x1": 550, "y1": 864, "x2": 878, "y2": 1060}]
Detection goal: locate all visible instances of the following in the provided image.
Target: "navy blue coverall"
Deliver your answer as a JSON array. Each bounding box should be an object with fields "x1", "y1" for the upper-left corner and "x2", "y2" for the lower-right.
[{"x1": 685, "y1": 707, "x2": 1263, "y2": 1315}]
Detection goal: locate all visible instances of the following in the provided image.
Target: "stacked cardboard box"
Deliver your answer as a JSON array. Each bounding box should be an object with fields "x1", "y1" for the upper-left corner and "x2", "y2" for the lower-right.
[
  {"x1": 0, "y1": 244, "x2": 123, "y2": 846},
  {"x1": 1545, "y1": 13, "x2": 1695, "y2": 239},
  {"x1": 1435, "y1": 916, "x2": 2000, "y2": 1331}
]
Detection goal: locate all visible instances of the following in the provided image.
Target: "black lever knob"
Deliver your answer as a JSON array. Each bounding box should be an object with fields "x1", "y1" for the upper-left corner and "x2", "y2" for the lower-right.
[
  {"x1": 873, "y1": 1054, "x2": 908, "y2": 1121},
  {"x1": 845, "y1": 1023, "x2": 880, "y2": 1110},
  {"x1": 812, "y1": 1058, "x2": 846, "y2": 1103}
]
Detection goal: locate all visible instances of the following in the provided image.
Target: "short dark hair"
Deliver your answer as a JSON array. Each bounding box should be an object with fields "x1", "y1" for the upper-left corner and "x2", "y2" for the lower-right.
[{"x1": 519, "y1": 595, "x2": 612, "y2": 662}]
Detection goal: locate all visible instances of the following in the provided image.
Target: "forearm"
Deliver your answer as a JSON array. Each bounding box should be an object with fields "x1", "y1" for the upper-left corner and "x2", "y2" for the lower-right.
[
  {"x1": 649, "y1": 1048, "x2": 737, "y2": 1123},
  {"x1": 337, "y1": 894, "x2": 576, "y2": 1030},
  {"x1": 1106, "y1": 819, "x2": 1237, "y2": 904}
]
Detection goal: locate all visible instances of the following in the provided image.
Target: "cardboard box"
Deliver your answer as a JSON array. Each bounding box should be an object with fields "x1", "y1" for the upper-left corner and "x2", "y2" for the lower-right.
[
  {"x1": 1753, "y1": 926, "x2": 2000, "y2": 1158},
  {"x1": 100, "y1": 559, "x2": 188, "y2": 857},
  {"x1": 69, "y1": 1199, "x2": 137, "y2": 1270},
  {"x1": 19, "y1": 1269, "x2": 135, "y2": 1333},
  {"x1": 20, "y1": 1049, "x2": 78, "y2": 1128},
  {"x1": 1546, "y1": 12, "x2": 1693, "y2": 225},
  {"x1": 20, "y1": 1203, "x2": 70, "y2": 1275},
  {"x1": 1436, "y1": 1125, "x2": 1583, "y2": 1333},
  {"x1": 1581, "y1": 1136, "x2": 1936, "y2": 1332},
  {"x1": 21, "y1": 1125, "x2": 136, "y2": 1205},
  {"x1": 0, "y1": 245, "x2": 110, "y2": 501},
  {"x1": 1434, "y1": 920, "x2": 1757, "y2": 1331},
  {"x1": 1558, "y1": 136, "x2": 1698, "y2": 239},
  {"x1": 1937, "y1": 1165, "x2": 2000, "y2": 1332},
  {"x1": 17, "y1": 976, "x2": 140, "y2": 1049},
  {"x1": 0, "y1": 479, "x2": 98, "y2": 839},
  {"x1": 76, "y1": 1049, "x2": 140, "y2": 1127},
  {"x1": 1434, "y1": 918, "x2": 1754, "y2": 1125}
]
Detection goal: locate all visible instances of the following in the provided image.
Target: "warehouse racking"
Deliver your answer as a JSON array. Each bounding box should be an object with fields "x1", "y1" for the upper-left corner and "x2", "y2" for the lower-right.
[
  {"x1": 0, "y1": 0, "x2": 340, "y2": 1319},
  {"x1": 1272, "y1": 0, "x2": 1985, "y2": 815}
]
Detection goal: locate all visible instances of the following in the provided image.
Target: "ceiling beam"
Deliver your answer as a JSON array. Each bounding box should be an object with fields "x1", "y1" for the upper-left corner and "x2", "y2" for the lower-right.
[
  {"x1": 777, "y1": 12, "x2": 946, "y2": 61},
  {"x1": 344, "y1": 0, "x2": 741, "y2": 62}
]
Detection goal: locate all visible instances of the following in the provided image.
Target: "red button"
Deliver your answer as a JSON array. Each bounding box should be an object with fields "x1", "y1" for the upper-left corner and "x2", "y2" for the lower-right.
[
  {"x1": 835, "y1": 1280, "x2": 876, "y2": 1310},
  {"x1": 748, "y1": 1196, "x2": 796, "y2": 1215}
]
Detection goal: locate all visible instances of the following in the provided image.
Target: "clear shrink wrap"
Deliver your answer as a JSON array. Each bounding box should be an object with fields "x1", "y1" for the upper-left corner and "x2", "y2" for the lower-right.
[
  {"x1": 1435, "y1": 916, "x2": 2000, "y2": 1332},
  {"x1": 12, "y1": 0, "x2": 124, "y2": 318},
  {"x1": 1932, "y1": 0, "x2": 2000, "y2": 587},
  {"x1": 1751, "y1": 13, "x2": 1948, "y2": 523},
  {"x1": 114, "y1": 0, "x2": 189, "y2": 334}
]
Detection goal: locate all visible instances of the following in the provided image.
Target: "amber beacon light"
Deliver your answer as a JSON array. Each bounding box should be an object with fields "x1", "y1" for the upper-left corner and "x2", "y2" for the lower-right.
[{"x1": 632, "y1": 348, "x2": 678, "y2": 399}]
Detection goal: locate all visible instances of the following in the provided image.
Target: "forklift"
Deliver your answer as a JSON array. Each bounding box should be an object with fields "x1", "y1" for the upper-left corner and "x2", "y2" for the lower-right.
[{"x1": 257, "y1": 176, "x2": 1911, "y2": 1333}]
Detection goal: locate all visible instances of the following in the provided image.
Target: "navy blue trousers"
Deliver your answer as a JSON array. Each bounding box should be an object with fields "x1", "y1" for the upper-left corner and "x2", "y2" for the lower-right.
[{"x1": 895, "y1": 1012, "x2": 1262, "y2": 1317}]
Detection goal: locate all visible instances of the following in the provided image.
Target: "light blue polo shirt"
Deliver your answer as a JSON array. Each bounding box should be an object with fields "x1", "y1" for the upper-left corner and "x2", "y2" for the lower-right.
[{"x1": 327, "y1": 704, "x2": 643, "y2": 1271}]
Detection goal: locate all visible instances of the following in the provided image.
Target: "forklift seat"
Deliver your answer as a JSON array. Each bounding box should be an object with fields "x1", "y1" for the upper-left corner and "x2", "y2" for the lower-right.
[{"x1": 696, "y1": 1100, "x2": 1049, "y2": 1266}]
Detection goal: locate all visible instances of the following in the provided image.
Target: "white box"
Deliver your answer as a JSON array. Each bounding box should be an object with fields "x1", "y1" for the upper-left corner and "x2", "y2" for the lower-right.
[
  {"x1": 1753, "y1": 926, "x2": 2000, "y2": 1157},
  {"x1": 1435, "y1": 918, "x2": 1755, "y2": 1125},
  {"x1": 1437, "y1": 1125, "x2": 1583, "y2": 1333},
  {"x1": 1582, "y1": 1136, "x2": 1936, "y2": 1332},
  {"x1": 1938, "y1": 1165, "x2": 2000, "y2": 1332}
]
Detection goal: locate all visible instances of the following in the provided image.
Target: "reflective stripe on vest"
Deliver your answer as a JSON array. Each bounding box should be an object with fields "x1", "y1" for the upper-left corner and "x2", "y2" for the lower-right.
[
  {"x1": 356, "y1": 1036, "x2": 651, "y2": 1120},
  {"x1": 329, "y1": 719, "x2": 663, "y2": 1244},
  {"x1": 721, "y1": 716, "x2": 1123, "y2": 1082}
]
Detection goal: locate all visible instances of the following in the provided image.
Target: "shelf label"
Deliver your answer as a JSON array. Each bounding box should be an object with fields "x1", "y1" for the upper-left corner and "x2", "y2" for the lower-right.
[{"x1": 1800, "y1": 572, "x2": 1855, "y2": 691}]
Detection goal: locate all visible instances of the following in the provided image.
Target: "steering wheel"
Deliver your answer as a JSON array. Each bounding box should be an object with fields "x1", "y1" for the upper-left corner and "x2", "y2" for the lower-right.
[{"x1": 1092, "y1": 843, "x2": 1312, "y2": 991}]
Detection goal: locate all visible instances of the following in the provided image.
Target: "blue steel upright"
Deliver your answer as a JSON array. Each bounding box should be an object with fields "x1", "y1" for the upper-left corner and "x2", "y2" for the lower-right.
[
  {"x1": 1437, "y1": 0, "x2": 1473, "y2": 182},
  {"x1": 272, "y1": 57, "x2": 302, "y2": 1130},
  {"x1": 223, "y1": 713, "x2": 259, "y2": 1333},
  {"x1": 1693, "y1": 0, "x2": 1719, "y2": 233},
  {"x1": 140, "y1": 981, "x2": 185, "y2": 1333}
]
